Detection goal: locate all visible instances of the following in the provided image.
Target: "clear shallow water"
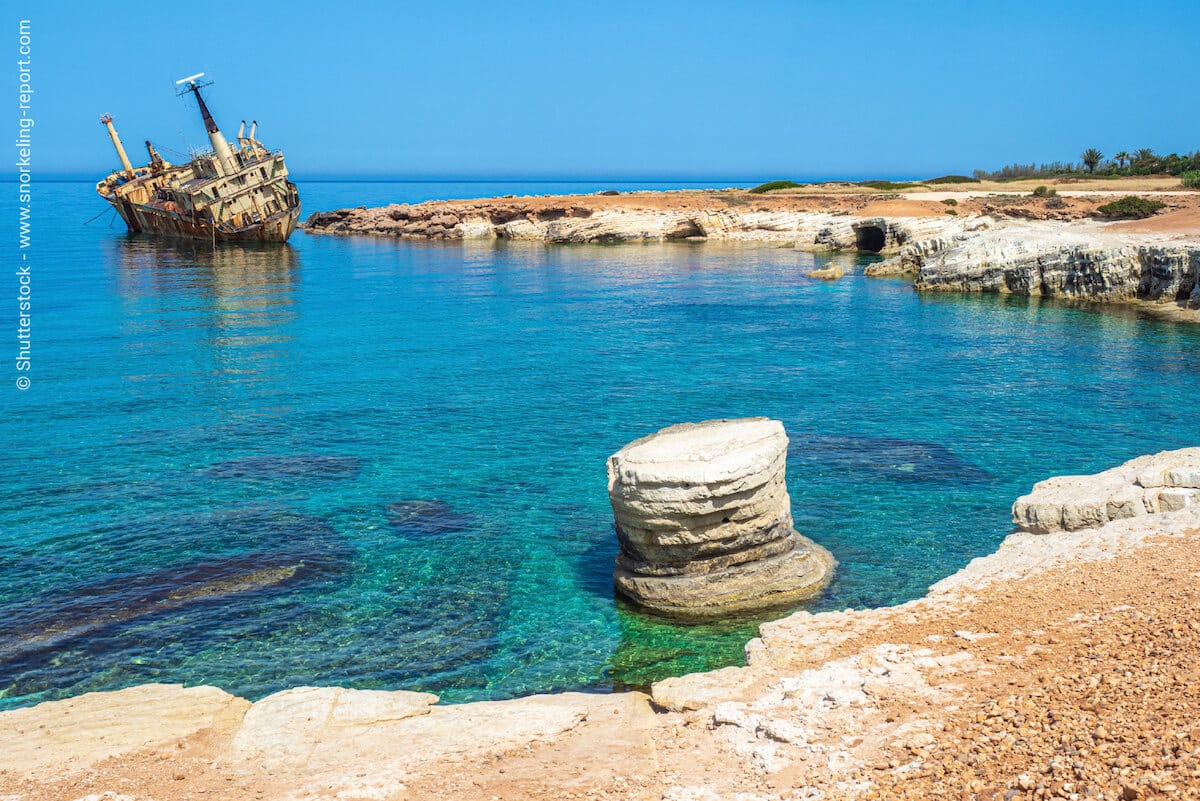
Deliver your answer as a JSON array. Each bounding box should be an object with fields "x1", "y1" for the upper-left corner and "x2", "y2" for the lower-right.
[{"x1": 3, "y1": 180, "x2": 1199, "y2": 710}]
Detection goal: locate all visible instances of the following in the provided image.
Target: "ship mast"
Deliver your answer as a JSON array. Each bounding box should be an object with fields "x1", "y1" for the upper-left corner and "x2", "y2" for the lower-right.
[
  {"x1": 175, "y1": 73, "x2": 235, "y2": 175},
  {"x1": 99, "y1": 115, "x2": 135, "y2": 179}
]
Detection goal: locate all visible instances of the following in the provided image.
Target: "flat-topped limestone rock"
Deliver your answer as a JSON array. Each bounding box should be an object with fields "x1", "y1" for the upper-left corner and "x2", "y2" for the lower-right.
[
  {"x1": 608, "y1": 419, "x2": 834, "y2": 617},
  {"x1": 228, "y1": 687, "x2": 652, "y2": 773},
  {"x1": 1013, "y1": 447, "x2": 1200, "y2": 533},
  {"x1": 0, "y1": 684, "x2": 249, "y2": 780}
]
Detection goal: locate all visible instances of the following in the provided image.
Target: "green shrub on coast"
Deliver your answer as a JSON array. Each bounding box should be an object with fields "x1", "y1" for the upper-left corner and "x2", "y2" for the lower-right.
[
  {"x1": 1182, "y1": 171, "x2": 1200, "y2": 189},
  {"x1": 1095, "y1": 196, "x2": 1166, "y2": 219},
  {"x1": 859, "y1": 180, "x2": 925, "y2": 191},
  {"x1": 942, "y1": 198, "x2": 958, "y2": 206},
  {"x1": 926, "y1": 175, "x2": 980, "y2": 184},
  {"x1": 1032, "y1": 185, "x2": 1057, "y2": 198},
  {"x1": 748, "y1": 180, "x2": 802, "y2": 194}
]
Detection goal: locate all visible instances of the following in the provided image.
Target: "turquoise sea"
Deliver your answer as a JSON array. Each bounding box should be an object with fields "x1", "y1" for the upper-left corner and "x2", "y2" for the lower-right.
[{"x1": 3, "y1": 179, "x2": 1199, "y2": 710}]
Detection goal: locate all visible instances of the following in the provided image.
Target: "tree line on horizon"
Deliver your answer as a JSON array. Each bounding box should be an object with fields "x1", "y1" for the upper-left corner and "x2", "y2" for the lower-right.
[{"x1": 974, "y1": 148, "x2": 1200, "y2": 181}]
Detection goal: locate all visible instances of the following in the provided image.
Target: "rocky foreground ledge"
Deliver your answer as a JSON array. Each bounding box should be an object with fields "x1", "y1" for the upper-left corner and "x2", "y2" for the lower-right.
[
  {"x1": 305, "y1": 189, "x2": 1200, "y2": 317},
  {"x1": 5, "y1": 449, "x2": 1200, "y2": 800}
]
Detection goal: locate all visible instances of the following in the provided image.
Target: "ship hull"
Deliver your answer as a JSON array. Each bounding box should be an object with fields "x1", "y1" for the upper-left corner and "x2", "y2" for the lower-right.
[{"x1": 107, "y1": 197, "x2": 299, "y2": 243}]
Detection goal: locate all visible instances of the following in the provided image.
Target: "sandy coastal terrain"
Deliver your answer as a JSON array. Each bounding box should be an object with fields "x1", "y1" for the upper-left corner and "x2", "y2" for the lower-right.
[{"x1": 4, "y1": 450, "x2": 1200, "y2": 801}]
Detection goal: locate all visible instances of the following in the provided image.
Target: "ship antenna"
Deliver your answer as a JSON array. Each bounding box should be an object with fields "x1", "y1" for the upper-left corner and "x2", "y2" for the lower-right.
[
  {"x1": 175, "y1": 73, "x2": 219, "y2": 134},
  {"x1": 174, "y1": 72, "x2": 235, "y2": 174}
]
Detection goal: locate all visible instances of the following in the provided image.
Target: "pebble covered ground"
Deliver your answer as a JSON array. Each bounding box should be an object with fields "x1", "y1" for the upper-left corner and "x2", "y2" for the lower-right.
[{"x1": 864, "y1": 531, "x2": 1200, "y2": 801}]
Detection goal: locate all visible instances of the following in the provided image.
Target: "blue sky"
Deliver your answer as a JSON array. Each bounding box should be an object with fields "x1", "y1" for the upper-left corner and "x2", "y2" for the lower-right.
[{"x1": 39, "y1": 0, "x2": 1200, "y2": 179}]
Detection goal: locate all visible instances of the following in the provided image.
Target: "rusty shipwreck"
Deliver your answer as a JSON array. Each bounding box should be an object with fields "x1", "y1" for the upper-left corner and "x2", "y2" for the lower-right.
[{"x1": 96, "y1": 73, "x2": 300, "y2": 242}]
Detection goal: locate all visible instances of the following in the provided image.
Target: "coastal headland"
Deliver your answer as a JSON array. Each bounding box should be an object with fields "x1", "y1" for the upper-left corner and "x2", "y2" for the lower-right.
[
  {"x1": 4, "y1": 450, "x2": 1200, "y2": 800},
  {"x1": 305, "y1": 178, "x2": 1200, "y2": 319}
]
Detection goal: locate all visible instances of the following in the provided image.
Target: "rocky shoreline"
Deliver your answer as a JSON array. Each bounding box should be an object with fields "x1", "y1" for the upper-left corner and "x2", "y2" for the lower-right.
[
  {"x1": 5, "y1": 449, "x2": 1200, "y2": 800},
  {"x1": 304, "y1": 189, "x2": 1200, "y2": 318}
]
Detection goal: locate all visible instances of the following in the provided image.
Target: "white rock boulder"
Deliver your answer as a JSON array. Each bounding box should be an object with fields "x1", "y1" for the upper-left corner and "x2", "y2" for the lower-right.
[
  {"x1": 1012, "y1": 447, "x2": 1200, "y2": 533},
  {"x1": 608, "y1": 418, "x2": 834, "y2": 617}
]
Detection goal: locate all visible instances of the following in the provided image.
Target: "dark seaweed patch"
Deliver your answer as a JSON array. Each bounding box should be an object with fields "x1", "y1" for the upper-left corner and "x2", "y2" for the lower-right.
[
  {"x1": 0, "y1": 509, "x2": 351, "y2": 689},
  {"x1": 386, "y1": 500, "x2": 474, "y2": 537},
  {"x1": 788, "y1": 433, "x2": 993, "y2": 484},
  {"x1": 204, "y1": 454, "x2": 362, "y2": 481}
]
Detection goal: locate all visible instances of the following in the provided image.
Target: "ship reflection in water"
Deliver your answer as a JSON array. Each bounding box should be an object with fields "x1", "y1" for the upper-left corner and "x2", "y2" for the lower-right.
[{"x1": 108, "y1": 236, "x2": 300, "y2": 395}]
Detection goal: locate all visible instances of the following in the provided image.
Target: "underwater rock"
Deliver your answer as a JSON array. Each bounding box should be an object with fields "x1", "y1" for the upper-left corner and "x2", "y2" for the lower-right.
[
  {"x1": 807, "y1": 264, "x2": 845, "y2": 280},
  {"x1": 607, "y1": 418, "x2": 835, "y2": 618},
  {"x1": 386, "y1": 499, "x2": 473, "y2": 537},
  {"x1": 204, "y1": 453, "x2": 361, "y2": 481},
  {"x1": 787, "y1": 434, "x2": 992, "y2": 484},
  {"x1": 0, "y1": 509, "x2": 351, "y2": 684}
]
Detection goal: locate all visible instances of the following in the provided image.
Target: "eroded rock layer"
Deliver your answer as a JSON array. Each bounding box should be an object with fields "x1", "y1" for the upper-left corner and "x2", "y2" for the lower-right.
[
  {"x1": 607, "y1": 418, "x2": 834, "y2": 617},
  {"x1": 304, "y1": 199, "x2": 980, "y2": 251},
  {"x1": 1012, "y1": 447, "x2": 1200, "y2": 533},
  {"x1": 910, "y1": 233, "x2": 1200, "y2": 307}
]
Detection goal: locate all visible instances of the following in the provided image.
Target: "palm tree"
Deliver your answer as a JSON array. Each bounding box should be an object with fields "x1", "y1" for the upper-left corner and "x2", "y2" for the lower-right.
[
  {"x1": 1132, "y1": 148, "x2": 1159, "y2": 174},
  {"x1": 1080, "y1": 148, "x2": 1104, "y2": 173},
  {"x1": 1114, "y1": 151, "x2": 1130, "y2": 169}
]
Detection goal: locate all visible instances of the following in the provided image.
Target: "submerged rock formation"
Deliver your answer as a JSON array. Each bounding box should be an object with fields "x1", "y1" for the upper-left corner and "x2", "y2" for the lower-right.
[
  {"x1": 807, "y1": 264, "x2": 845, "y2": 280},
  {"x1": 1012, "y1": 447, "x2": 1200, "y2": 533},
  {"x1": 607, "y1": 418, "x2": 834, "y2": 618}
]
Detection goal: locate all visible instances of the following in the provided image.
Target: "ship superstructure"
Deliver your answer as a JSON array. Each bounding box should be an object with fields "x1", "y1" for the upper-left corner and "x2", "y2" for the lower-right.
[{"x1": 96, "y1": 74, "x2": 300, "y2": 242}]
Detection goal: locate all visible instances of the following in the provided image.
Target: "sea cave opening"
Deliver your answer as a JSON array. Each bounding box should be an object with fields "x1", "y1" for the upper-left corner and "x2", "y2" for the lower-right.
[{"x1": 855, "y1": 225, "x2": 887, "y2": 253}]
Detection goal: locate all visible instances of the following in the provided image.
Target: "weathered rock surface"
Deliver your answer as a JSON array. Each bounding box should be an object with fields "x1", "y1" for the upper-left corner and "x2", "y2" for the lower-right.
[
  {"x1": 304, "y1": 198, "x2": 975, "y2": 252},
  {"x1": 0, "y1": 684, "x2": 249, "y2": 780},
  {"x1": 229, "y1": 686, "x2": 440, "y2": 771},
  {"x1": 807, "y1": 264, "x2": 845, "y2": 280},
  {"x1": 651, "y1": 665, "x2": 756, "y2": 712},
  {"x1": 229, "y1": 686, "x2": 645, "y2": 773},
  {"x1": 908, "y1": 224, "x2": 1200, "y2": 307},
  {"x1": 1012, "y1": 447, "x2": 1200, "y2": 533},
  {"x1": 608, "y1": 418, "x2": 834, "y2": 617},
  {"x1": 302, "y1": 190, "x2": 1200, "y2": 315}
]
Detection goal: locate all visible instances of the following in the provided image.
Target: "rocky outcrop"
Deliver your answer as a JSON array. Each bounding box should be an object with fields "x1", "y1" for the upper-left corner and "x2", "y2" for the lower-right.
[
  {"x1": 607, "y1": 418, "x2": 835, "y2": 617},
  {"x1": 0, "y1": 682, "x2": 655, "y2": 787},
  {"x1": 0, "y1": 684, "x2": 249, "y2": 780},
  {"x1": 1012, "y1": 447, "x2": 1200, "y2": 533},
  {"x1": 304, "y1": 199, "x2": 973, "y2": 252},
  {"x1": 229, "y1": 686, "x2": 649, "y2": 774},
  {"x1": 863, "y1": 215, "x2": 996, "y2": 276},
  {"x1": 807, "y1": 264, "x2": 845, "y2": 280},
  {"x1": 908, "y1": 225, "x2": 1200, "y2": 307}
]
